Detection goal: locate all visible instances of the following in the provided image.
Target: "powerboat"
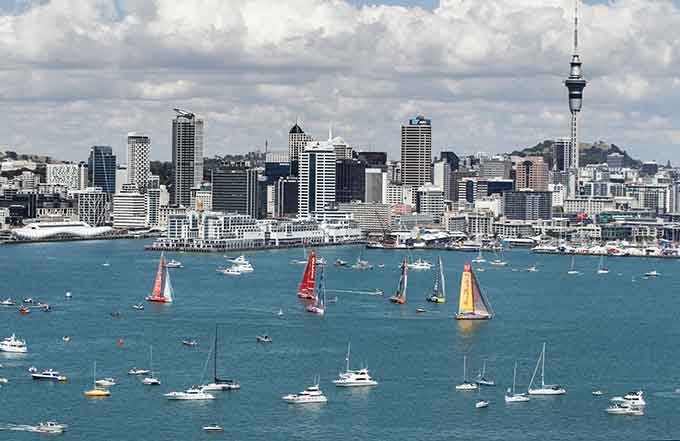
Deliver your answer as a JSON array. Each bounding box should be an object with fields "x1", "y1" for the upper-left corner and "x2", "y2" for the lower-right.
[
  {"x1": 0, "y1": 333, "x2": 27, "y2": 353},
  {"x1": 475, "y1": 399, "x2": 489, "y2": 409},
  {"x1": 34, "y1": 422, "x2": 68, "y2": 434},
  {"x1": 623, "y1": 390, "x2": 646, "y2": 406},
  {"x1": 132, "y1": 303, "x2": 144, "y2": 310},
  {"x1": 65, "y1": 292, "x2": 72, "y2": 299},
  {"x1": 95, "y1": 378, "x2": 117, "y2": 387},
  {"x1": 407, "y1": 258, "x2": 432, "y2": 270},
  {"x1": 335, "y1": 259, "x2": 348, "y2": 267},
  {"x1": 526, "y1": 265, "x2": 538, "y2": 272},
  {"x1": 592, "y1": 390, "x2": 603, "y2": 396},
  {"x1": 282, "y1": 384, "x2": 328, "y2": 404},
  {"x1": 416, "y1": 308, "x2": 426, "y2": 313},
  {"x1": 0, "y1": 377, "x2": 8, "y2": 384},
  {"x1": 232, "y1": 262, "x2": 254, "y2": 273},
  {"x1": 128, "y1": 368, "x2": 150, "y2": 376},
  {"x1": 32, "y1": 369, "x2": 67, "y2": 382},
  {"x1": 227, "y1": 255, "x2": 249, "y2": 265},
  {"x1": 644, "y1": 270, "x2": 660, "y2": 278},
  {"x1": 142, "y1": 377, "x2": 161, "y2": 385},
  {"x1": 165, "y1": 387, "x2": 215, "y2": 400},
  {"x1": 19, "y1": 306, "x2": 30, "y2": 314},
  {"x1": 23, "y1": 297, "x2": 35, "y2": 304},
  {"x1": 218, "y1": 267, "x2": 242, "y2": 276},
  {"x1": 605, "y1": 398, "x2": 644, "y2": 416},
  {"x1": 165, "y1": 259, "x2": 183, "y2": 268},
  {"x1": 0, "y1": 298, "x2": 15, "y2": 306},
  {"x1": 182, "y1": 339, "x2": 198, "y2": 347},
  {"x1": 333, "y1": 343, "x2": 378, "y2": 387},
  {"x1": 62, "y1": 336, "x2": 71, "y2": 343},
  {"x1": 256, "y1": 335, "x2": 272, "y2": 343},
  {"x1": 203, "y1": 424, "x2": 224, "y2": 432}
]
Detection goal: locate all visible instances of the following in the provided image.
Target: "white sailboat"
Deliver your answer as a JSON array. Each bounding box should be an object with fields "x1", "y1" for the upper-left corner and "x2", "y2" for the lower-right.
[
  {"x1": 597, "y1": 255, "x2": 609, "y2": 274},
  {"x1": 527, "y1": 342, "x2": 566, "y2": 395},
  {"x1": 455, "y1": 355, "x2": 478, "y2": 391},
  {"x1": 567, "y1": 256, "x2": 580, "y2": 275},
  {"x1": 475, "y1": 360, "x2": 495, "y2": 386},
  {"x1": 142, "y1": 346, "x2": 161, "y2": 385},
  {"x1": 472, "y1": 246, "x2": 486, "y2": 264},
  {"x1": 490, "y1": 248, "x2": 507, "y2": 266},
  {"x1": 505, "y1": 361, "x2": 530, "y2": 403}
]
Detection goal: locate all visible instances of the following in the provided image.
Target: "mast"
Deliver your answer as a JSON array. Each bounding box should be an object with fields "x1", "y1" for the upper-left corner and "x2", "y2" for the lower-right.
[
  {"x1": 345, "y1": 342, "x2": 351, "y2": 373},
  {"x1": 214, "y1": 324, "x2": 218, "y2": 381},
  {"x1": 463, "y1": 355, "x2": 467, "y2": 382},
  {"x1": 439, "y1": 257, "x2": 446, "y2": 299},
  {"x1": 151, "y1": 253, "x2": 165, "y2": 296},
  {"x1": 541, "y1": 342, "x2": 546, "y2": 388},
  {"x1": 402, "y1": 258, "x2": 408, "y2": 301},
  {"x1": 512, "y1": 361, "x2": 517, "y2": 394},
  {"x1": 150, "y1": 345, "x2": 154, "y2": 377}
]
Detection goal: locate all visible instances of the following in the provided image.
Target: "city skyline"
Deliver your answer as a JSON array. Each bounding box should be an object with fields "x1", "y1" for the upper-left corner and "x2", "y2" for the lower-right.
[{"x1": 1, "y1": 0, "x2": 679, "y2": 163}]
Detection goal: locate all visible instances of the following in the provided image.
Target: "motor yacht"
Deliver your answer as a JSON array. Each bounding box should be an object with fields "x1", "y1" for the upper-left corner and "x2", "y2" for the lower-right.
[
  {"x1": 142, "y1": 377, "x2": 161, "y2": 385},
  {"x1": 0, "y1": 377, "x2": 8, "y2": 384},
  {"x1": 32, "y1": 369, "x2": 67, "y2": 382},
  {"x1": 0, "y1": 333, "x2": 27, "y2": 353},
  {"x1": 333, "y1": 343, "x2": 377, "y2": 387},
  {"x1": 227, "y1": 255, "x2": 249, "y2": 265},
  {"x1": 526, "y1": 265, "x2": 538, "y2": 272},
  {"x1": 132, "y1": 303, "x2": 144, "y2": 310},
  {"x1": 256, "y1": 334, "x2": 272, "y2": 343},
  {"x1": 182, "y1": 339, "x2": 198, "y2": 347},
  {"x1": 623, "y1": 390, "x2": 646, "y2": 406},
  {"x1": 644, "y1": 270, "x2": 660, "y2": 278},
  {"x1": 605, "y1": 398, "x2": 644, "y2": 416},
  {"x1": 475, "y1": 399, "x2": 489, "y2": 409},
  {"x1": 165, "y1": 259, "x2": 183, "y2": 268},
  {"x1": 218, "y1": 267, "x2": 242, "y2": 276},
  {"x1": 232, "y1": 262, "x2": 254, "y2": 273},
  {"x1": 202, "y1": 424, "x2": 224, "y2": 432},
  {"x1": 127, "y1": 368, "x2": 150, "y2": 376},
  {"x1": 165, "y1": 387, "x2": 215, "y2": 400},
  {"x1": 34, "y1": 422, "x2": 67, "y2": 434},
  {"x1": 0, "y1": 298, "x2": 15, "y2": 306},
  {"x1": 95, "y1": 378, "x2": 117, "y2": 387},
  {"x1": 592, "y1": 390, "x2": 603, "y2": 396},
  {"x1": 407, "y1": 258, "x2": 432, "y2": 270},
  {"x1": 282, "y1": 384, "x2": 328, "y2": 404}
]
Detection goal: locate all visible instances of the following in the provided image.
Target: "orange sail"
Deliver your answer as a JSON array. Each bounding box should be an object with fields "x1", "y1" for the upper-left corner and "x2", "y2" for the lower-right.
[
  {"x1": 151, "y1": 254, "x2": 165, "y2": 297},
  {"x1": 297, "y1": 249, "x2": 317, "y2": 299}
]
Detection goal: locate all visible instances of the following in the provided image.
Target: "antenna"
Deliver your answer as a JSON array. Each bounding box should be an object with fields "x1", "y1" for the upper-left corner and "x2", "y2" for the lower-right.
[{"x1": 573, "y1": 0, "x2": 579, "y2": 53}]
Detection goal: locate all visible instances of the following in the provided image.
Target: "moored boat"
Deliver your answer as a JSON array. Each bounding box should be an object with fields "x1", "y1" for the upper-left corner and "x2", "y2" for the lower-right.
[
  {"x1": 282, "y1": 382, "x2": 328, "y2": 404},
  {"x1": 199, "y1": 325, "x2": 240, "y2": 391},
  {"x1": 455, "y1": 355, "x2": 478, "y2": 391},
  {"x1": 32, "y1": 369, "x2": 67, "y2": 382},
  {"x1": 527, "y1": 342, "x2": 566, "y2": 395},
  {"x1": 0, "y1": 333, "x2": 27, "y2": 353}
]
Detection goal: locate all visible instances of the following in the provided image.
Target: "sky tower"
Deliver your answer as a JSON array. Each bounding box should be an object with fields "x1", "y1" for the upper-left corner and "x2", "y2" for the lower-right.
[{"x1": 564, "y1": 0, "x2": 586, "y2": 190}]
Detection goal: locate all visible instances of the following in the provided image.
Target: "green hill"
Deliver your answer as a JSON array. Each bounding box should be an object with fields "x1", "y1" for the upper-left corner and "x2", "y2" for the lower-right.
[{"x1": 510, "y1": 140, "x2": 642, "y2": 168}]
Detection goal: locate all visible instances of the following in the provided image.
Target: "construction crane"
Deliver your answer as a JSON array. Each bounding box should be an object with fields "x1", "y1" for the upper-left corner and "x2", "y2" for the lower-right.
[{"x1": 173, "y1": 108, "x2": 195, "y2": 119}]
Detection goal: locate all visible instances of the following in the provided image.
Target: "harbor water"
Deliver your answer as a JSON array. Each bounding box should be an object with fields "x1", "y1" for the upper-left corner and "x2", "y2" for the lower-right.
[{"x1": 1, "y1": 239, "x2": 679, "y2": 440}]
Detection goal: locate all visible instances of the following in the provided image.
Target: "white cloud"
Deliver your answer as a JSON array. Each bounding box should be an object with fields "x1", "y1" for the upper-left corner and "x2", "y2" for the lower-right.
[{"x1": 0, "y1": 0, "x2": 679, "y2": 162}]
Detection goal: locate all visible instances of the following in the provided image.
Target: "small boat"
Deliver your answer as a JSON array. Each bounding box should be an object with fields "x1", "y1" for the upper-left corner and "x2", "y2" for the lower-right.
[
  {"x1": 407, "y1": 258, "x2": 432, "y2": 270},
  {"x1": 605, "y1": 398, "x2": 644, "y2": 416},
  {"x1": 142, "y1": 345, "x2": 161, "y2": 385},
  {"x1": 164, "y1": 387, "x2": 215, "y2": 401},
  {"x1": 203, "y1": 424, "x2": 224, "y2": 432},
  {"x1": 0, "y1": 377, "x2": 8, "y2": 384},
  {"x1": 378, "y1": 264, "x2": 385, "y2": 268},
  {"x1": 227, "y1": 255, "x2": 250, "y2": 265},
  {"x1": 199, "y1": 325, "x2": 240, "y2": 391},
  {"x1": 472, "y1": 247, "x2": 486, "y2": 264},
  {"x1": 455, "y1": 355, "x2": 478, "y2": 391},
  {"x1": 490, "y1": 248, "x2": 507, "y2": 266},
  {"x1": 351, "y1": 251, "x2": 372, "y2": 270},
  {"x1": 592, "y1": 390, "x2": 603, "y2": 396},
  {"x1": 232, "y1": 262, "x2": 254, "y2": 273},
  {"x1": 505, "y1": 361, "x2": 530, "y2": 403},
  {"x1": 102, "y1": 262, "x2": 110, "y2": 267},
  {"x1": 182, "y1": 339, "x2": 198, "y2": 347},
  {"x1": 84, "y1": 361, "x2": 111, "y2": 397},
  {"x1": 34, "y1": 421, "x2": 67, "y2": 434},
  {"x1": 28, "y1": 366, "x2": 38, "y2": 373},
  {"x1": 165, "y1": 259, "x2": 183, "y2": 268},
  {"x1": 256, "y1": 334, "x2": 272, "y2": 343},
  {"x1": 95, "y1": 377, "x2": 117, "y2": 387},
  {"x1": 426, "y1": 256, "x2": 446, "y2": 303},
  {"x1": 0, "y1": 333, "x2": 28, "y2": 353},
  {"x1": 132, "y1": 303, "x2": 144, "y2": 310},
  {"x1": 146, "y1": 253, "x2": 174, "y2": 304},
  {"x1": 23, "y1": 297, "x2": 34, "y2": 304},
  {"x1": 475, "y1": 399, "x2": 489, "y2": 409},
  {"x1": 527, "y1": 342, "x2": 566, "y2": 395},
  {"x1": 296, "y1": 249, "x2": 318, "y2": 300},
  {"x1": 567, "y1": 256, "x2": 580, "y2": 275},
  {"x1": 526, "y1": 265, "x2": 538, "y2": 272},
  {"x1": 305, "y1": 264, "x2": 327, "y2": 315},
  {"x1": 333, "y1": 342, "x2": 378, "y2": 388},
  {"x1": 64, "y1": 292, "x2": 72, "y2": 299},
  {"x1": 389, "y1": 257, "x2": 408, "y2": 304},
  {"x1": 455, "y1": 263, "x2": 494, "y2": 320},
  {"x1": 416, "y1": 308, "x2": 426, "y2": 313},
  {"x1": 335, "y1": 259, "x2": 348, "y2": 267},
  {"x1": 19, "y1": 306, "x2": 30, "y2": 315},
  {"x1": 277, "y1": 308, "x2": 284, "y2": 316},
  {"x1": 218, "y1": 267, "x2": 242, "y2": 276},
  {"x1": 0, "y1": 298, "x2": 16, "y2": 306},
  {"x1": 644, "y1": 270, "x2": 660, "y2": 278},
  {"x1": 32, "y1": 369, "x2": 67, "y2": 382},
  {"x1": 62, "y1": 336, "x2": 70, "y2": 343},
  {"x1": 623, "y1": 390, "x2": 646, "y2": 406},
  {"x1": 475, "y1": 360, "x2": 495, "y2": 386},
  {"x1": 282, "y1": 382, "x2": 328, "y2": 404},
  {"x1": 368, "y1": 289, "x2": 384, "y2": 296},
  {"x1": 41, "y1": 304, "x2": 51, "y2": 312},
  {"x1": 597, "y1": 256, "x2": 609, "y2": 274},
  {"x1": 128, "y1": 367, "x2": 150, "y2": 376}
]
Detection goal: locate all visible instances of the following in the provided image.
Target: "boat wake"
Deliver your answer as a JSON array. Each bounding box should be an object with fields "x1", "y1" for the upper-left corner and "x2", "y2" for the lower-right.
[{"x1": 0, "y1": 423, "x2": 45, "y2": 433}]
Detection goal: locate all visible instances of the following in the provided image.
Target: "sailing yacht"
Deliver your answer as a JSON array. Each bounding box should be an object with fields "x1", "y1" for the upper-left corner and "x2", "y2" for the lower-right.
[
  {"x1": 527, "y1": 342, "x2": 566, "y2": 395},
  {"x1": 567, "y1": 256, "x2": 580, "y2": 275},
  {"x1": 475, "y1": 360, "x2": 495, "y2": 386},
  {"x1": 426, "y1": 257, "x2": 446, "y2": 304},
  {"x1": 472, "y1": 247, "x2": 486, "y2": 264},
  {"x1": 333, "y1": 342, "x2": 378, "y2": 387},
  {"x1": 296, "y1": 249, "x2": 317, "y2": 300},
  {"x1": 389, "y1": 257, "x2": 408, "y2": 304},
  {"x1": 146, "y1": 253, "x2": 174, "y2": 303},
  {"x1": 142, "y1": 346, "x2": 161, "y2": 385},
  {"x1": 597, "y1": 255, "x2": 609, "y2": 274},
  {"x1": 84, "y1": 361, "x2": 111, "y2": 397},
  {"x1": 199, "y1": 325, "x2": 240, "y2": 391},
  {"x1": 455, "y1": 355, "x2": 478, "y2": 391},
  {"x1": 305, "y1": 264, "x2": 326, "y2": 315},
  {"x1": 505, "y1": 361, "x2": 530, "y2": 403},
  {"x1": 455, "y1": 263, "x2": 494, "y2": 320},
  {"x1": 490, "y1": 248, "x2": 507, "y2": 266}
]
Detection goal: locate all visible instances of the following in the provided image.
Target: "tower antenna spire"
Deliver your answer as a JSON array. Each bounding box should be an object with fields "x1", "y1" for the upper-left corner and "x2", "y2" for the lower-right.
[{"x1": 573, "y1": 0, "x2": 579, "y2": 53}]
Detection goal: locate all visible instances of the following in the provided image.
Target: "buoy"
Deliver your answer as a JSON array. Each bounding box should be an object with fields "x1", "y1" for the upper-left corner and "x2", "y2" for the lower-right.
[{"x1": 117, "y1": 338, "x2": 125, "y2": 346}]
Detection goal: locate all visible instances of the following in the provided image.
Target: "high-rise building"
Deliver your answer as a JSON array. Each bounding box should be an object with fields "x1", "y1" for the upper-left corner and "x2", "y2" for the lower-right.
[
  {"x1": 127, "y1": 134, "x2": 151, "y2": 194},
  {"x1": 365, "y1": 168, "x2": 387, "y2": 204},
  {"x1": 274, "y1": 176, "x2": 298, "y2": 218},
  {"x1": 400, "y1": 115, "x2": 432, "y2": 188},
  {"x1": 357, "y1": 152, "x2": 387, "y2": 169},
  {"x1": 115, "y1": 165, "x2": 128, "y2": 194},
  {"x1": 75, "y1": 187, "x2": 108, "y2": 226},
  {"x1": 146, "y1": 175, "x2": 162, "y2": 227},
  {"x1": 288, "y1": 122, "x2": 313, "y2": 175},
  {"x1": 46, "y1": 164, "x2": 80, "y2": 190},
  {"x1": 78, "y1": 162, "x2": 89, "y2": 190},
  {"x1": 432, "y1": 160, "x2": 452, "y2": 200},
  {"x1": 552, "y1": 138, "x2": 570, "y2": 171},
  {"x1": 480, "y1": 157, "x2": 511, "y2": 179},
  {"x1": 440, "y1": 151, "x2": 460, "y2": 171},
  {"x1": 298, "y1": 141, "x2": 336, "y2": 217},
  {"x1": 87, "y1": 146, "x2": 116, "y2": 194},
  {"x1": 211, "y1": 167, "x2": 262, "y2": 217},
  {"x1": 113, "y1": 184, "x2": 147, "y2": 230},
  {"x1": 172, "y1": 110, "x2": 204, "y2": 207},
  {"x1": 331, "y1": 136, "x2": 353, "y2": 160},
  {"x1": 515, "y1": 156, "x2": 549, "y2": 191},
  {"x1": 416, "y1": 183, "x2": 444, "y2": 223},
  {"x1": 335, "y1": 159, "x2": 366, "y2": 203},
  {"x1": 503, "y1": 191, "x2": 552, "y2": 221},
  {"x1": 191, "y1": 182, "x2": 213, "y2": 211}
]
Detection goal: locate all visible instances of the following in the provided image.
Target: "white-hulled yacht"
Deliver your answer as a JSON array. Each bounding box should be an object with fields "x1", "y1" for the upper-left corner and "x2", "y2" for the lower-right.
[
  {"x1": 407, "y1": 258, "x2": 432, "y2": 270},
  {"x1": 333, "y1": 342, "x2": 377, "y2": 387},
  {"x1": 227, "y1": 255, "x2": 249, "y2": 265},
  {"x1": 605, "y1": 397, "x2": 644, "y2": 416},
  {"x1": 32, "y1": 369, "x2": 67, "y2": 382},
  {"x1": 282, "y1": 383, "x2": 328, "y2": 404},
  {"x1": 95, "y1": 377, "x2": 117, "y2": 387},
  {"x1": 164, "y1": 387, "x2": 215, "y2": 400},
  {"x1": 34, "y1": 422, "x2": 68, "y2": 434},
  {"x1": 0, "y1": 334, "x2": 27, "y2": 353},
  {"x1": 527, "y1": 342, "x2": 566, "y2": 395},
  {"x1": 505, "y1": 361, "x2": 530, "y2": 403},
  {"x1": 455, "y1": 355, "x2": 478, "y2": 391},
  {"x1": 622, "y1": 390, "x2": 646, "y2": 407}
]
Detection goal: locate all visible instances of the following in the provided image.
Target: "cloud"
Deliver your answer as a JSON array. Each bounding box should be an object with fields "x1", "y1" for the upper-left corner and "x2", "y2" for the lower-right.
[{"x1": 0, "y1": 0, "x2": 679, "y2": 163}]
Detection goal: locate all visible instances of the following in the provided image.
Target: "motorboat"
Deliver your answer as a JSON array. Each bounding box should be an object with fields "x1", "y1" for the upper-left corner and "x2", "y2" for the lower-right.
[
  {"x1": 333, "y1": 343, "x2": 378, "y2": 387},
  {"x1": 128, "y1": 368, "x2": 150, "y2": 376},
  {"x1": 182, "y1": 339, "x2": 198, "y2": 347},
  {"x1": 34, "y1": 421, "x2": 67, "y2": 434},
  {"x1": 142, "y1": 377, "x2": 161, "y2": 385},
  {"x1": 102, "y1": 262, "x2": 111, "y2": 267},
  {"x1": 227, "y1": 255, "x2": 249, "y2": 265},
  {"x1": 23, "y1": 297, "x2": 35, "y2": 304},
  {"x1": 335, "y1": 259, "x2": 348, "y2": 267},
  {"x1": 165, "y1": 259, "x2": 183, "y2": 268},
  {"x1": 475, "y1": 399, "x2": 489, "y2": 409},
  {"x1": 0, "y1": 333, "x2": 27, "y2": 353},
  {"x1": 605, "y1": 398, "x2": 644, "y2": 416},
  {"x1": 28, "y1": 366, "x2": 38, "y2": 373},
  {"x1": 218, "y1": 267, "x2": 242, "y2": 276},
  {"x1": 256, "y1": 334, "x2": 272, "y2": 343},
  {"x1": 0, "y1": 377, "x2": 8, "y2": 384},
  {"x1": 0, "y1": 298, "x2": 16, "y2": 306},
  {"x1": 132, "y1": 303, "x2": 144, "y2": 310},
  {"x1": 62, "y1": 336, "x2": 71, "y2": 343},
  {"x1": 95, "y1": 378, "x2": 117, "y2": 387},
  {"x1": 164, "y1": 387, "x2": 215, "y2": 400},
  {"x1": 233, "y1": 262, "x2": 254, "y2": 273},
  {"x1": 65, "y1": 292, "x2": 72, "y2": 299},
  {"x1": 623, "y1": 390, "x2": 646, "y2": 406},
  {"x1": 369, "y1": 289, "x2": 384, "y2": 296},
  {"x1": 41, "y1": 304, "x2": 51, "y2": 312},
  {"x1": 19, "y1": 306, "x2": 30, "y2": 315},
  {"x1": 32, "y1": 369, "x2": 67, "y2": 382},
  {"x1": 505, "y1": 361, "x2": 530, "y2": 403},
  {"x1": 527, "y1": 342, "x2": 566, "y2": 395},
  {"x1": 416, "y1": 308, "x2": 426, "y2": 313},
  {"x1": 407, "y1": 258, "x2": 432, "y2": 270},
  {"x1": 455, "y1": 355, "x2": 478, "y2": 391},
  {"x1": 203, "y1": 424, "x2": 224, "y2": 432},
  {"x1": 526, "y1": 265, "x2": 538, "y2": 272},
  {"x1": 282, "y1": 383, "x2": 328, "y2": 404},
  {"x1": 644, "y1": 270, "x2": 660, "y2": 278},
  {"x1": 592, "y1": 390, "x2": 603, "y2": 396}
]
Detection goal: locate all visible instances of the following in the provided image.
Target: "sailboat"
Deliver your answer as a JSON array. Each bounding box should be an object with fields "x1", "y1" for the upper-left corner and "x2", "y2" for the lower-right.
[
  {"x1": 389, "y1": 257, "x2": 408, "y2": 304},
  {"x1": 472, "y1": 246, "x2": 486, "y2": 264},
  {"x1": 567, "y1": 256, "x2": 580, "y2": 275},
  {"x1": 475, "y1": 360, "x2": 495, "y2": 386},
  {"x1": 527, "y1": 342, "x2": 566, "y2": 395},
  {"x1": 142, "y1": 346, "x2": 161, "y2": 385},
  {"x1": 455, "y1": 263, "x2": 493, "y2": 320},
  {"x1": 426, "y1": 256, "x2": 446, "y2": 303},
  {"x1": 296, "y1": 249, "x2": 317, "y2": 300},
  {"x1": 200, "y1": 325, "x2": 240, "y2": 391},
  {"x1": 84, "y1": 361, "x2": 111, "y2": 397},
  {"x1": 146, "y1": 253, "x2": 174, "y2": 303},
  {"x1": 597, "y1": 255, "x2": 609, "y2": 274},
  {"x1": 351, "y1": 249, "x2": 372, "y2": 270},
  {"x1": 490, "y1": 247, "x2": 507, "y2": 266},
  {"x1": 455, "y1": 355, "x2": 478, "y2": 391},
  {"x1": 306, "y1": 264, "x2": 326, "y2": 315},
  {"x1": 505, "y1": 361, "x2": 530, "y2": 403}
]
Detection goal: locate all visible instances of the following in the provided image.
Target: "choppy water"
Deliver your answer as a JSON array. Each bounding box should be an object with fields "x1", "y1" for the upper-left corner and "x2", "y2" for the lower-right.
[{"x1": 1, "y1": 240, "x2": 679, "y2": 440}]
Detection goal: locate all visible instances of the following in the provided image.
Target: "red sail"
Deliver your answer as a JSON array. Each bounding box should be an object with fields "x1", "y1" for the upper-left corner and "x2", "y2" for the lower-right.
[
  {"x1": 151, "y1": 254, "x2": 165, "y2": 297},
  {"x1": 297, "y1": 250, "x2": 317, "y2": 299}
]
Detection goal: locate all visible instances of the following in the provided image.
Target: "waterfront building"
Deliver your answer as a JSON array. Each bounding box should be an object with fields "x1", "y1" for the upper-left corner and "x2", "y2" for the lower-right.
[
  {"x1": 112, "y1": 184, "x2": 147, "y2": 230},
  {"x1": 400, "y1": 115, "x2": 432, "y2": 188},
  {"x1": 191, "y1": 182, "x2": 213, "y2": 211},
  {"x1": 515, "y1": 156, "x2": 549, "y2": 191},
  {"x1": 158, "y1": 205, "x2": 186, "y2": 229},
  {"x1": 416, "y1": 183, "x2": 444, "y2": 223},
  {"x1": 338, "y1": 202, "x2": 391, "y2": 233},
  {"x1": 46, "y1": 164, "x2": 80, "y2": 190},
  {"x1": 88, "y1": 146, "x2": 116, "y2": 194},
  {"x1": 127, "y1": 134, "x2": 151, "y2": 193},
  {"x1": 298, "y1": 140, "x2": 336, "y2": 217},
  {"x1": 564, "y1": 196, "x2": 615, "y2": 216},
  {"x1": 385, "y1": 184, "x2": 413, "y2": 207},
  {"x1": 365, "y1": 168, "x2": 387, "y2": 203},
  {"x1": 503, "y1": 191, "x2": 552, "y2": 221},
  {"x1": 147, "y1": 175, "x2": 161, "y2": 227},
  {"x1": 212, "y1": 166, "x2": 262, "y2": 217},
  {"x1": 335, "y1": 158, "x2": 366, "y2": 203},
  {"x1": 74, "y1": 187, "x2": 108, "y2": 226},
  {"x1": 172, "y1": 110, "x2": 204, "y2": 207},
  {"x1": 625, "y1": 183, "x2": 668, "y2": 214},
  {"x1": 288, "y1": 122, "x2": 314, "y2": 175},
  {"x1": 274, "y1": 176, "x2": 298, "y2": 218},
  {"x1": 492, "y1": 219, "x2": 536, "y2": 239}
]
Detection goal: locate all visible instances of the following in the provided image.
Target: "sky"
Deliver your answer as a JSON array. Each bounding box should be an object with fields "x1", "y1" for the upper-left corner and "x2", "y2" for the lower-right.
[{"x1": 1, "y1": 0, "x2": 680, "y2": 164}]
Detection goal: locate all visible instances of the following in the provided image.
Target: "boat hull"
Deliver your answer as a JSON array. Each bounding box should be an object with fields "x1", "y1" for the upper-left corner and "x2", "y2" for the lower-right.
[
  {"x1": 389, "y1": 297, "x2": 405, "y2": 304},
  {"x1": 426, "y1": 296, "x2": 445, "y2": 304},
  {"x1": 528, "y1": 388, "x2": 566, "y2": 395},
  {"x1": 455, "y1": 313, "x2": 492, "y2": 321},
  {"x1": 145, "y1": 296, "x2": 171, "y2": 303}
]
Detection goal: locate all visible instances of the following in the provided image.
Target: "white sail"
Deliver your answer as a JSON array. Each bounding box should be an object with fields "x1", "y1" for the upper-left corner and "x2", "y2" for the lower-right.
[{"x1": 163, "y1": 268, "x2": 174, "y2": 303}]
